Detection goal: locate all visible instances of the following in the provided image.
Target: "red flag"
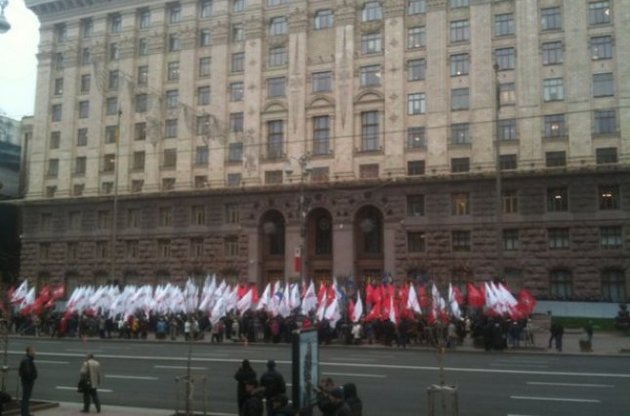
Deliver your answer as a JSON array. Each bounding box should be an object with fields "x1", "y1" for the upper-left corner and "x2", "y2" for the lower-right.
[
  {"x1": 467, "y1": 282, "x2": 484, "y2": 308},
  {"x1": 237, "y1": 284, "x2": 248, "y2": 299},
  {"x1": 316, "y1": 282, "x2": 327, "y2": 304},
  {"x1": 52, "y1": 285, "x2": 65, "y2": 300},
  {"x1": 251, "y1": 285, "x2": 260, "y2": 304},
  {"x1": 418, "y1": 285, "x2": 429, "y2": 310},
  {"x1": 517, "y1": 288, "x2": 537, "y2": 315},
  {"x1": 366, "y1": 283, "x2": 375, "y2": 305},
  {"x1": 452, "y1": 286, "x2": 464, "y2": 305},
  {"x1": 347, "y1": 299, "x2": 355, "y2": 319},
  {"x1": 364, "y1": 303, "x2": 381, "y2": 322}
]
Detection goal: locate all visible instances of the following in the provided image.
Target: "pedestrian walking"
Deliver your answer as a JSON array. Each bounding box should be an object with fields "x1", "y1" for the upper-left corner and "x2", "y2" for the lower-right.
[
  {"x1": 18, "y1": 346, "x2": 37, "y2": 416},
  {"x1": 80, "y1": 353, "x2": 102, "y2": 413},
  {"x1": 548, "y1": 322, "x2": 564, "y2": 352},
  {"x1": 234, "y1": 359, "x2": 257, "y2": 413},
  {"x1": 260, "y1": 360, "x2": 286, "y2": 416}
]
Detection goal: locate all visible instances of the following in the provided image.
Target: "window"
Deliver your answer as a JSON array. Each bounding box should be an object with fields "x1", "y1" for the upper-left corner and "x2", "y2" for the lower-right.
[
  {"x1": 269, "y1": 17, "x2": 288, "y2": 36},
  {"x1": 74, "y1": 157, "x2": 87, "y2": 175},
  {"x1": 199, "y1": 29, "x2": 212, "y2": 47},
  {"x1": 450, "y1": 54, "x2": 469, "y2": 76},
  {"x1": 450, "y1": 0, "x2": 469, "y2": 7},
  {"x1": 135, "y1": 94, "x2": 148, "y2": 113},
  {"x1": 138, "y1": 38, "x2": 149, "y2": 56},
  {"x1": 550, "y1": 269, "x2": 572, "y2": 298},
  {"x1": 165, "y1": 119, "x2": 178, "y2": 138},
  {"x1": 593, "y1": 109, "x2": 616, "y2": 134},
  {"x1": 314, "y1": 9, "x2": 333, "y2": 29},
  {"x1": 225, "y1": 203, "x2": 240, "y2": 224},
  {"x1": 362, "y1": 1, "x2": 382, "y2": 22},
  {"x1": 49, "y1": 132, "x2": 60, "y2": 149},
  {"x1": 495, "y1": 14, "x2": 514, "y2": 36},
  {"x1": 199, "y1": 57, "x2": 212, "y2": 77},
  {"x1": 193, "y1": 175, "x2": 207, "y2": 188},
  {"x1": 451, "y1": 192, "x2": 470, "y2": 215},
  {"x1": 200, "y1": 0, "x2": 213, "y2": 18},
  {"x1": 227, "y1": 173, "x2": 242, "y2": 187},
  {"x1": 231, "y1": 52, "x2": 244, "y2": 72},
  {"x1": 189, "y1": 238, "x2": 204, "y2": 258},
  {"x1": 543, "y1": 114, "x2": 566, "y2": 138},
  {"x1": 66, "y1": 242, "x2": 79, "y2": 260},
  {"x1": 548, "y1": 228, "x2": 570, "y2": 249},
  {"x1": 451, "y1": 88, "x2": 469, "y2": 110},
  {"x1": 164, "y1": 90, "x2": 178, "y2": 109},
  {"x1": 541, "y1": 7, "x2": 562, "y2": 31},
  {"x1": 54, "y1": 78, "x2": 63, "y2": 95},
  {"x1": 359, "y1": 164, "x2": 379, "y2": 179},
  {"x1": 77, "y1": 128, "x2": 88, "y2": 146},
  {"x1": 190, "y1": 205, "x2": 206, "y2": 226},
  {"x1": 545, "y1": 151, "x2": 566, "y2": 167},
  {"x1": 407, "y1": 232, "x2": 426, "y2": 252},
  {"x1": 503, "y1": 190, "x2": 518, "y2": 214},
  {"x1": 599, "y1": 227, "x2": 622, "y2": 251},
  {"x1": 267, "y1": 77, "x2": 286, "y2": 97},
  {"x1": 452, "y1": 231, "x2": 471, "y2": 252},
  {"x1": 498, "y1": 119, "x2": 517, "y2": 141},
  {"x1": 269, "y1": 47, "x2": 287, "y2": 67},
  {"x1": 133, "y1": 151, "x2": 145, "y2": 170},
  {"x1": 229, "y1": 112, "x2": 244, "y2": 132},
  {"x1": 407, "y1": 27, "x2": 425, "y2": 49},
  {"x1": 195, "y1": 146, "x2": 209, "y2": 166},
  {"x1": 232, "y1": 23, "x2": 244, "y2": 41},
  {"x1": 54, "y1": 52, "x2": 64, "y2": 70},
  {"x1": 542, "y1": 41, "x2": 563, "y2": 65},
  {"x1": 451, "y1": 157, "x2": 470, "y2": 173},
  {"x1": 96, "y1": 240, "x2": 111, "y2": 259},
  {"x1": 107, "y1": 70, "x2": 119, "y2": 91},
  {"x1": 408, "y1": 160, "x2": 426, "y2": 176},
  {"x1": 230, "y1": 82, "x2": 244, "y2": 101},
  {"x1": 408, "y1": 93, "x2": 426, "y2": 115},
  {"x1": 362, "y1": 32, "x2": 382, "y2": 54},
  {"x1": 407, "y1": 127, "x2": 426, "y2": 149},
  {"x1": 267, "y1": 120, "x2": 284, "y2": 159},
  {"x1": 407, "y1": 194, "x2": 425, "y2": 216},
  {"x1": 593, "y1": 73, "x2": 614, "y2": 97},
  {"x1": 543, "y1": 78, "x2": 564, "y2": 101},
  {"x1": 547, "y1": 187, "x2": 568, "y2": 211},
  {"x1": 312, "y1": 71, "x2": 332, "y2": 92},
  {"x1": 134, "y1": 122, "x2": 146, "y2": 141},
  {"x1": 361, "y1": 111, "x2": 379, "y2": 151},
  {"x1": 124, "y1": 240, "x2": 139, "y2": 258},
  {"x1": 52, "y1": 104, "x2": 62, "y2": 121},
  {"x1": 137, "y1": 66, "x2": 148, "y2": 86},
  {"x1": 267, "y1": 0, "x2": 287, "y2": 6},
  {"x1": 232, "y1": 0, "x2": 245, "y2": 12},
  {"x1": 408, "y1": 0, "x2": 426, "y2": 15},
  {"x1": 68, "y1": 212, "x2": 82, "y2": 231},
  {"x1": 109, "y1": 13, "x2": 121, "y2": 33},
  {"x1": 503, "y1": 229, "x2": 519, "y2": 251},
  {"x1": 224, "y1": 236, "x2": 239, "y2": 257},
  {"x1": 97, "y1": 210, "x2": 112, "y2": 229},
  {"x1": 591, "y1": 36, "x2": 613, "y2": 60},
  {"x1": 360, "y1": 65, "x2": 381, "y2": 86},
  {"x1": 499, "y1": 154, "x2": 517, "y2": 170},
  {"x1": 167, "y1": 61, "x2": 180, "y2": 81},
  {"x1": 81, "y1": 48, "x2": 91, "y2": 65},
  {"x1": 127, "y1": 209, "x2": 141, "y2": 228},
  {"x1": 39, "y1": 243, "x2": 51, "y2": 261},
  {"x1": 131, "y1": 180, "x2": 144, "y2": 192},
  {"x1": 105, "y1": 125, "x2": 118, "y2": 143},
  {"x1": 599, "y1": 185, "x2": 619, "y2": 210},
  {"x1": 106, "y1": 97, "x2": 118, "y2": 115},
  {"x1": 313, "y1": 116, "x2": 330, "y2": 156},
  {"x1": 163, "y1": 148, "x2": 177, "y2": 168},
  {"x1": 196, "y1": 115, "x2": 210, "y2": 136},
  {"x1": 450, "y1": 20, "x2": 470, "y2": 43},
  {"x1": 407, "y1": 59, "x2": 426, "y2": 81},
  {"x1": 589, "y1": 1, "x2": 611, "y2": 25},
  {"x1": 601, "y1": 269, "x2": 626, "y2": 301},
  {"x1": 499, "y1": 82, "x2": 516, "y2": 105},
  {"x1": 496, "y1": 48, "x2": 516, "y2": 70},
  {"x1": 451, "y1": 123, "x2": 471, "y2": 145},
  {"x1": 81, "y1": 18, "x2": 94, "y2": 38},
  {"x1": 596, "y1": 147, "x2": 617, "y2": 164},
  {"x1": 162, "y1": 178, "x2": 176, "y2": 191},
  {"x1": 228, "y1": 143, "x2": 243, "y2": 162},
  {"x1": 102, "y1": 153, "x2": 115, "y2": 172},
  {"x1": 169, "y1": 4, "x2": 182, "y2": 23},
  {"x1": 109, "y1": 43, "x2": 120, "y2": 60},
  {"x1": 265, "y1": 170, "x2": 283, "y2": 185},
  {"x1": 158, "y1": 240, "x2": 171, "y2": 258},
  {"x1": 138, "y1": 8, "x2": 151, "y2": 28},
  {"x1": 197, "y1": 86, "x2": 211, "y2": 105}
]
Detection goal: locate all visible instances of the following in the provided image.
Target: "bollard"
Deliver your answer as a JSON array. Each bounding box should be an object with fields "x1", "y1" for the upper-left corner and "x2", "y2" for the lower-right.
[{"x1": 427, "y1": 384, "x2": 458, "y2": 416}]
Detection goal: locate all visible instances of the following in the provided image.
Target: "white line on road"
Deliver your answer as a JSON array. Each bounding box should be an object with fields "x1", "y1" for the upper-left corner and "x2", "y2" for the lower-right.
[
  {"x1": 36, "y1": 360, "x2": 70, "y2": 365},
  {"x1": 323, "y1": 372, "x2": 386, "y2": 378},
  {"x1": 154, "y1": 365, "x2": 208, "y2": 371},
  {"x1": 526, "y1": 381, "x2": 615, "y2": 388},
  {"x1": 56, "y1": 386, "x2": 113, "y2": 393},
  {"x1": 510, "y1": 395, "x2": 600, "y2": 403},
  {"x1": 491, "y1": 363, "x2": 549, "y2": 368},
  {"x1": 105, "y1": 375, "x2": 159, "y2": 381},
  {"x1": 327, "y1": 357, "x2": 375, "y2": 362},
  {"x1": 507, "y1": 414, "x2": 540, "y2": 416}
]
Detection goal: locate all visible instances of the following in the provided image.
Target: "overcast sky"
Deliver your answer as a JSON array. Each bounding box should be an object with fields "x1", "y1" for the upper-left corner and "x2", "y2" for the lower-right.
[{"x1": 0, "y1": 0, "x2": 39, "y2": 120}]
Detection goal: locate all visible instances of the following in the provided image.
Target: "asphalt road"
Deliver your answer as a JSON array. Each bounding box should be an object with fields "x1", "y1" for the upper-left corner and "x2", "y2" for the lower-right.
[{"x1": 3, "y1": 338, "x2": 629, "y2": 416}]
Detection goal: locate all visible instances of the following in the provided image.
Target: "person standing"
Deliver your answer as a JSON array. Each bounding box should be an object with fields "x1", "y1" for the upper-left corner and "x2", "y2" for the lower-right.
[
  {"x1": 241, "y1": 379, "x2": 264, "y2": 416},
  {"x1": 80, "y1": 354, "x2": 102, "y2": 413},
  {"x1": 259, "y1": 360, "x2": 286, "y2": 416},
  {"x1": 234, "y1": 359, "x2": 257, "y2": 413},
  {"x1": 18, "y1": 346, "x2": 37, "y2": 416}
]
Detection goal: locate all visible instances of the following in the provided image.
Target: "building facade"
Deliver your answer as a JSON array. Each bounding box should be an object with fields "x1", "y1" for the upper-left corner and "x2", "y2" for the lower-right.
[{"x1": 21, "y1": 0, "x2": 629, "y2": 301}]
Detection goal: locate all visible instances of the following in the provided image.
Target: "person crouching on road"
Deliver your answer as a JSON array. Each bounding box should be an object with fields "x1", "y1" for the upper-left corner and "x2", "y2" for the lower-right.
[{"x1": 80, "y1": 354, "x2": 102, "y2": 413}]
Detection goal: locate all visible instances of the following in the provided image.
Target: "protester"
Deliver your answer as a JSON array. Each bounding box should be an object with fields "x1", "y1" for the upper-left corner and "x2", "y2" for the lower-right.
[
  {"x1": 322, "y1": 387, "x2": 351, "y2": 416},
  {"x1": 241, "y1": 379, "x2": 264, "y2": 416},
  {"x1": 260, "y1": 360, "x2": 286, "y2": 415},
  {"x1": 80, "y1": 353, "x2": 102, "y2": 413},
  {"x1": 316, "y1": 377, "x2": 337, "y2": 414},
  {"x1": 18, "y1": 346, "x2": 37, "y2": 416},
  {"x1": 234, "y1": 359, "x2": 257, "y2": 413},
  {"x1": 342, "y1": 383, "x2": 362, "y2": 416},
  {"x1": 548, "y1": 321, "x2": 564, "y2": 352}
]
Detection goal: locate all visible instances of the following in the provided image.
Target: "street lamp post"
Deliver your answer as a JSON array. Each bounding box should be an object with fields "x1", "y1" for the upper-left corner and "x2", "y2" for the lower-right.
[
  {"x1": 284, "y1": 154, "x2": 311, "y2": 287},
  {"x1": 494, "y1": 64, "x2": 504, "y2": 281}
]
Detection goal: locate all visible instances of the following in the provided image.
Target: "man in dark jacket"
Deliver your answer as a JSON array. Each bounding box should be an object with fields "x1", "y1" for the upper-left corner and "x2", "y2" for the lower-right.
[
  {"x1": 234, "y1": 359, "x2": 257, "y2": 413},
  {"x1": 322, "y1": 388, "x2": 351, "y2": 416},
  {"x1": 241, "y1": 379, "x2": 264, "y2": 416},
  {"x1": 18, "y1": 346, "x2": 37, "y2": 416},
  {"x1": 259, "y1": 360, "x2": 286, "y2": 415}
]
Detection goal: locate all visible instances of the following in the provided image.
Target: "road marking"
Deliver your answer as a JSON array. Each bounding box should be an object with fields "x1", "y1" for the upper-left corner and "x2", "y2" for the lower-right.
[
  {"x1": 56, "y1": 386, "x2": 113, "y2": 393},
  {"x1": 495, "y1": 359, "x2": 550, "y2": 364},
  {"x1": 526, "y1": 381, "x2": 614, "y2": 388},
  {"x1": 37, "y1": 360, "x2": 70, "y2": 365},
  {"x1": 105, "y1": 375, "x2": 159, "y2": 381},
  {"x1": 154, "y1": 365, "x2": 208, "y2": 371},
  {"x1": 327, "y1": 357, "x2": 375, "y2": 362},
  {"x1": 323, "y1": 372, "x2": 386, "y2": 378},
  {"x1": 507, "y1": 414, "x2": 539, "y2": 416},
  {"x1": 491, "y1": 363, "x2": 549, "y2": 368},
  {"x1": 510, "y1": 395, "x2": 600, "y2": 403}
]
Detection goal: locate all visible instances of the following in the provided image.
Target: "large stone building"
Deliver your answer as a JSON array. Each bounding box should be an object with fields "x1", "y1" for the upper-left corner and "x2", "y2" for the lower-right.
[{"x1": 20, "y1": 0, "x2": 629, "y2": 301}]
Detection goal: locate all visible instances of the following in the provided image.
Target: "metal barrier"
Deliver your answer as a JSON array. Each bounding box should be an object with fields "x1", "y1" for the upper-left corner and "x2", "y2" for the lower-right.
[{"x1": 174, "y1": 374, "x2": 207, "y2": 416}]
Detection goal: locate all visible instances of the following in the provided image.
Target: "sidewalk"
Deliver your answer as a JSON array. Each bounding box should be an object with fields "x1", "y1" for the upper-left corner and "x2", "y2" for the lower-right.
[{"x1": 31, "y1": 402, "x2": 174, "y2": 415}]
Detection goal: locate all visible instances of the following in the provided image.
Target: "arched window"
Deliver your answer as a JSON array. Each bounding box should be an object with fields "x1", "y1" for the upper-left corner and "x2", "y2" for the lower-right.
[
  {"x1": 549, "y1": 269, "x2": 572, "y2": 299},
  {"x1": 314, "y1": 213, "x2": 332, "y2": 255},
  {"x1": 362, "y1": 1, "x2": 382, "y2": 22},
  {"x1": 601, "y1": 268, "x2": 627, "y2": 302}
]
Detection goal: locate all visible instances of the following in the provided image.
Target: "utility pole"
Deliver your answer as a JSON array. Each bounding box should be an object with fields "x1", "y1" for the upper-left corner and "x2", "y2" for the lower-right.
[
  {"x1": 494, "y1": 64, "x2": 504, "y2": 281},
  {"x1": 109, "y1": 110, "x2": 122, "y2": 283}
]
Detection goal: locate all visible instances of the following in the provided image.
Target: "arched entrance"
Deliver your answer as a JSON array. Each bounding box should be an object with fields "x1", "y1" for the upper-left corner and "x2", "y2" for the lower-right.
[
  {"x1": 259, "y1": 210, "x2": 286, "y2": 286},
  {"x1": 307, "y1": 208, "x2": 333, "y2": 285},
  {"x1": 354, "y1": 205, "x2": 384, "y2": 285}
]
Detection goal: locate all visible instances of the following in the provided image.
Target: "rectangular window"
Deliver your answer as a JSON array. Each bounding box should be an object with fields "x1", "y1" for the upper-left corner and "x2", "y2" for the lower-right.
[
  {"x1": 163, "y1": 148, "x2": 177, "y2": 168},
  {"x1": 54, "y1": 52, "x2": 65, "y2": 70},
  {"x1": 166, "y1": 90, "x2": 179, "y2": 109},
  {"x1": 451, "y1": 157, "x2": 470, "y2": 173},
  {"x1": 109, "y1": 13, "x2": 121, "y2": 33},
  {"x1": 498, "y1": 119, "x2": 517, "y2": 141},
  {"x1": 74, "y1": 157, "x2": 87, "y2": 175},
  {"x1": 78, "y1": 101, "x2": 90, "y2": 119},
  {"x1": 265, "y1": 170, "x2": 283, "y2": 185},
  {"x1": 198, "y1": 86, "x2": 211, "y2": 105},
  {"x1": 197, "y1": 115, "x2": 210, "y2": 136},
  {"x1": 451, "y1": 192, "x2": 470, "y2": 215},
  {"x1": 190, "y1": 238, "x2": 204, "y2": 258},
  {"x1": 548, "y1": 228, "x2": 570, "y2": 249},
  {"x1": 499, "y1": 154, "x2": 517, "y2": 170},
  {"x1": 452, "y1": 230, "x2": 471, "y2": 252},
  {"x1": 199, "y1": 57, "x2": 212, "y2": 77},
  {"x1": 135, "y1": 94, "x2": 148, "y2": 113},
  {"x1": 165, "y1": 119, "x2": 178, "y2": 138},
  {"x1": 194, "y1": 176, "x2": 207, "y2": 188},
  {"x1": 589, "y1": 1, "x2": 611, "y2": 25},
  {"x1": 52, "y1": 104, "x2": 62, "y2": 121},
  {"x1": 541, "y1": 7, "x2": 562, "y2": 31},
  {"x1": 232, "y1": 23, "x2": 244, "y2": 41},
  {"x1": 134, "y1": 122, "x2": 146, "y2": 141},
  {"x1": 167, "y1": 61, "x2": 180, "y2": 81},
  {"x1": 158, "y1": 240, "x2": 171, "y2": 258},
  {"x1": 406, "y1": 194, "x2": 425, "y2": 216},
  {"x1": 225, "y1": 203, "x2": 240, "y2": 224},
  {"x1": 191, "y1": 206, "x2": 206, "y2": 225},
  {"x1": 451, "y1": 88, "x2": 469, "y2": 110},
  {"x1": 496, "y1": 48, "x2": 516, "y2": 70},
  {"x1": 224, "y1": 236, "x2": 239, "y2": 257},
  {"x1": 54, "y1": 78, "x2": 63, "y2": 95},
  {"x1": 450, "y1": 20, "x2": 470, "y2": 42},
  {"x1": 97, "y1": 210, "x2": 112, "y2": 229},
  {"x1": 313, "y1": 116, "x2": 330, "y2": 156},
  {"x1": 229, "y1": 112, "x2": 244, "y2": 132},
  {"x1": 137, "y1": 66, "x2": 148, "y2": 86},
  {"x1": 547, "y1": 187, "x2": 568, "y2": 212},
  {"x1": 127, "y1": 209, "x2": 141, "y2": 228},
  {"x1": 109, "y1": 43, "x2": 120, "y2": 61},
  {"x1": 169, "y1": 4, "x2": 182, "y2": 23},
  {"x1": 407, "y1": 59, "x2": 426, "y2": 81},
  {"x1": 49, "y1": 131, "x2": 60, "y2": 149},
  {"x1": 81, "y1": 18, "x2": 93, "y2": 38},
  {"x1": 543, "y1": 78, "x2": 564, "y2": 101},
  {"x1": 407, "y1": 27, "x2": 425, "y2": 49},
  {"x1": 230, "y1": 82, "x2": 244, "y2": 101},
  {"x1": 168, "y1": 34, "x2": 181, "y2": 51},
  {"x1": 131, "y1": 180, "x2": 144, "y2": 192},
  {"x1": 542, "y1": 41, "x2": 563, "y2": 65},
  {"x1": 545, "y1": 151, "x2": 566, "y2": 167},
  {"x1": 591, "y1": 36, "x2": 613, "y2": 60},
  {"x1": 314, "y1": 9, "x2": 334, "y2": 29},
  {"x1": 407, "y1": 232, "x2": 426, "y2": 252},
  {"x1": 600, "y1": 226, "x2": 622, "y2": 249},
  {"x1": 67, "y1": 243, "x2": 78, "y2": 260},
  {"x1": 311, "y1": 167, "x2": 330, "y2": 183},
  {"x1": 503, "y1": 229, "x2": 519, "y2": 251},
  {"x1": 231, "y1": 52, "x2": 244, "y2": 72},
  {"x1": 312, "y1": 71, "x2": 333, "y2": 92},
  {"x1": 138, "y1": 8, "x2": 151, "y2": 29},
  {"x1": 81, "y1": 48, "x2": 91, "y2": 65},
  {"x1": 105, "y1": 125, "x2": 119, "y2": 143},
  {"x1": 499, "y1": 82, "x2": 516, "y2": 105},
  {"x1": 195, "y1": 146, "x2": 209, "y2": 166},
  {"x1": 269, "y1": 17, "x2": 288, "y2": 36},
  {"x1": 503, "y1": 190, "x2": 518, "y2": 214},
  {"x1": 408, "y1": 93, "x2": 426, "y2": 115},
  {"x1": 106, "y1": 97, "x2": 118, "y2": 115},
  {"x1": 162, "y1": 178, "x2": 176, "y2": 191},
  {"x1": 233, "y1": 0, "x2": 245, "y2": 12},
  {"x1": 228, "y1": 143, "x2": 243, "y2": 162},
  {"x1": 450, "y1": 54, "x2": 469, "y2": 76},
  {"x1": 102, "y1": 154, "x2": 115, "y2": 172},
  {"x1": 138, "y1": 38, "x2": 149, "y2": 56},
  {"x1": 450, "y1": 0, "x2": 469, "y2": 7},
  {"x1": 96, "y1": 241, "x2": 109, "y2": 259},
  {"x1": 599, "y1": 185, "x2": 619, "y2": 210},
  {"x1": 451, "y1": 123, "x2": 471, "y2": 145},
  {"x1": 360, "y1": 65, "x2": 381, "y2": 87},
  {"x1": 267, "y1": 77, "x2": 286, "y2": 97},
  {"x1": 227, "y1": 173, "x2": 242, "y2": 187},
  {"x1": 596, "y1": 147, "x2": 617, "y2": 164},
  {"x1": 361, "y1": 111, "x2": 379, "y2": 151},
  {"x1": 594, "y1": 109, "x2": 616, "y2": 134},
  {"x1": 593, "y1": 73, "x2": 614, "y2": 97},
  {"x1": 267, "y1": 120, "x2": 284, "y2": 159},
  {"x1": 77, "y1": 128, "x2": 88, "y2": 146},
  {"x1": 362, "y1": 1, "x2": 382, "y2": 22},
  {"x1": 495, "y1": 13, "x2": 514, "y2": 36},
  {"x1": 200, "y1": 0, "x2": 213, "y2": 18},
  {"x1": 199, "y1": 29, "x2": 212, "y2": 47},
  {"x1": 407, "y1": 127, "x2": 426, "y2": 149},
  {"x1": 407, "y1": 160, "x2": 426, "y2": 176},
  {"x1": 269, "y1": 47, "x2": 287, "y2": 67},
  {"x1": 543, "y1": 114, "x2": 567, "y2": 138},
  {"x1": 362, "y1": 32, "x2": 382, "y2": 54},
  {"x1": 126, "y1": 240, "x2": 139, "y2": 258},
  {"x1": 408, "y1": 0, "x2": 426, "y2": 15},
  {"x1": 108, "y1": 70, "x2": 119, "y2": 91},
  {"x1": 133, "y1": 151, "x2": 145, "y2": 170},
  {"x1": 359, "y1": 163, "x2": 379, "y2": 179}
]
